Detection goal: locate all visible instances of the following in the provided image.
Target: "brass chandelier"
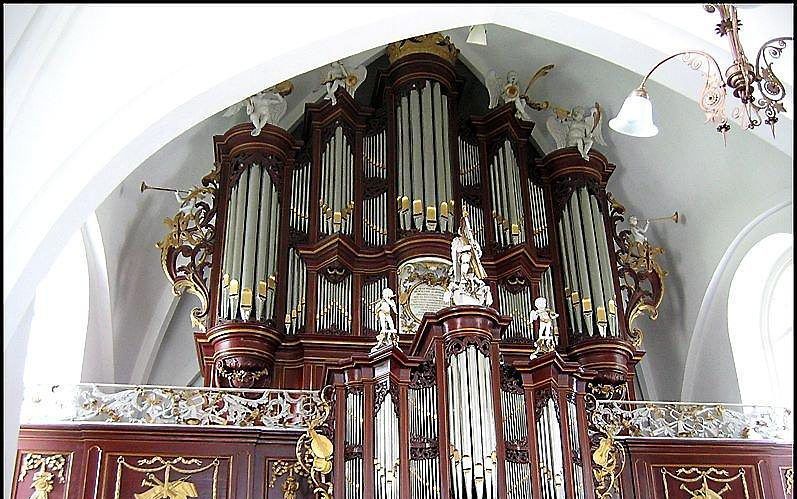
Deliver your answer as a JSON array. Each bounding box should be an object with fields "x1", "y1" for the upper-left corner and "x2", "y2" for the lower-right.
[{"x1": 610, "y1": 4, "x2": 793, "y2": 141}]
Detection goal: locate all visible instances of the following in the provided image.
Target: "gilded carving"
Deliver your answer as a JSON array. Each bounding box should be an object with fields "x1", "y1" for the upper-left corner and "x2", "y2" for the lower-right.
[
  {"x1": 607, "y1": 192, "x2": 666, "y2": 347},
  {"x1": 591, "y1": 424, "x2": 624, "y2": 499},
  {"x1": 157, "y1": 163, "x2": 220, "y2": 330},
  {"x1": 783, "y1": 466, "x2": 793, "y2": 497},
  {"x1": 295, "y1": 386, "x2": 334, "y2": 499},
  {"x1": 661, "y1": 467, "x2": 750, "y2": 499},
  {"x1": 17, "y1": 453, "x2": 67, "y2": 499},
  {"x1": 115, "y1": 456, "x2": 219, "y2": 499},
  {"x1": 268, "y1": 461, "x2": 307, "y2": 499},
  {"x1": 386, "y1": 32, "x2": 459, "y2": 65}
]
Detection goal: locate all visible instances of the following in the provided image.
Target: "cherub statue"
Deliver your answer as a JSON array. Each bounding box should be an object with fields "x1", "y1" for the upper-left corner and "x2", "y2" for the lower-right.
[
  {"x1": 628, "y1": 216, "x2": 650, "y2": 244},
  {"x1": 529, "y1": 297, "x2": 558, "y2": 359},
  {"x1": 322, "y1": 61, "x2": 367, "y2": 105},
  {"x1": 530, "y1": 297, "x2": 558, "y2": 340},
  {"x1": 444, "y1": 211, "x2": 493, "y2": 307},
  {"x1": 371, "y1": 288, "x2": 399, "y2": 352},
  {"x1": 223, "y1": 81, "x2": 293, "y2": 136},
  {"x1": 486, "y1": 65, "x2": 554, "y2": 121},
  {"x1": 546, "y1": 102, "x2": 607, "y2": 160}
]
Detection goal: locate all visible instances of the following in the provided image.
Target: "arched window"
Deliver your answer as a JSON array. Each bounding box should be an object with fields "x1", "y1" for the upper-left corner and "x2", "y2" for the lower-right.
[{"x1": 727, "y1": 233, "x2": 793, "y2": 409}]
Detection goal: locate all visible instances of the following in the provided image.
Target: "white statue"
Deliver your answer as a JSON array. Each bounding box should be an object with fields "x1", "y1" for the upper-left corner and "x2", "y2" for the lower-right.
[
  {"x1": 486, "y1": 65, "x2": 554, "y2": 121},
  {"x1": 371, "y1": 288, "x2": 399, "y2": 352},
  {"x1": 529, "y1": 297, "x2": 559, "y2": 360},
  {"x1": 223, "y1": 81, "x2": 293, "y2": 136},
  {"x1": 628, "y1": 216, "x2": 650, "y2": 244},
  {"x1": 546, "y1": 103, "x2": 607, "y2": 160},
  {"x1": 444, "y1": 212, "x2": 493, "y2": 307},
  {"x1": 530, "y1": 297, "x2": 558, "y2": 340},
  {"x1": 322, "y1": 61, "x2": 367, "y2": 105}
]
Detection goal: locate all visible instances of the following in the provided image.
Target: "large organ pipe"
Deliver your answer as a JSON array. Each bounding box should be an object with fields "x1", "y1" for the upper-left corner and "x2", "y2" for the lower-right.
[
  {"x1": 254, "y1": 170, "x2": 270, "y2": 319},
  {"x1": 590, "y1": 194, "x2": 617, "y2": 336},
  {"x1": 577, "y1": 188, "x2": 606, "y2": 326},
  {"x1": 230, "y1": 169, "x2": 249, "y2": 317},
  {"x1": 221, "y1": 184, "x2": 238, "y2": 319}
]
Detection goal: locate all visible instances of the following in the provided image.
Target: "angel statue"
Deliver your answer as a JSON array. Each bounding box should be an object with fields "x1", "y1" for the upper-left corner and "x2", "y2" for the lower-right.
[
  {"x1": 322, "y1": 61, "x2": 367, "y2": 105},
  {"x1": 371, "y1": 288, "x2": 399, "y2": 352},
  {"x1": 546, "y1": 103, "x2": 607, "y2": 160},
  {"x1": 223, "y1": 81, "x2": 293, "y2": 136},
  {"x1": 486, "y1": 65, "x2": 554, "y2": 121},
  {"x1": 628, "y1": 215, "x2": 650, "y2": 244}
]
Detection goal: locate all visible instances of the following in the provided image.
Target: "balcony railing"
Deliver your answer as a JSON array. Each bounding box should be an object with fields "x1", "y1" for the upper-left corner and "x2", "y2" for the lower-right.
[
  {"x1": 591, "y1": 399, "x2": 794, "y2": 441},
  {"x1": 20, "y1": 383, "x2": 328, "y2": 431}
]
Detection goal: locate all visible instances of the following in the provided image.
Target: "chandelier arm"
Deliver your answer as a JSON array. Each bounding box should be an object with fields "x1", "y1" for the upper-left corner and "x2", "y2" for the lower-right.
[
  {"x1": 753, "y1": 36, "x2": 793, "y2": 103},
  {"x1": 638, "y1": 51, "x2": 724, "y2": 90}
]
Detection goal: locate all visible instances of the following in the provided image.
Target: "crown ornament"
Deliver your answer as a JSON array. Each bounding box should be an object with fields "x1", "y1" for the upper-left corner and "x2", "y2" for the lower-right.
[{"x1": 386, "y1": 32, "x2": 460, "y2": 65}]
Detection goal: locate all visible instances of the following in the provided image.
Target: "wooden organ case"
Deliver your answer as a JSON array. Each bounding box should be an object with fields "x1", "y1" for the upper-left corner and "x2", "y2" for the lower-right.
[
  {"x1": 194, "y1": 32, "x2": 647, "y2": 499},
  {"x1": 14, "y1": 33, "x2": 792, "y2": 499}
]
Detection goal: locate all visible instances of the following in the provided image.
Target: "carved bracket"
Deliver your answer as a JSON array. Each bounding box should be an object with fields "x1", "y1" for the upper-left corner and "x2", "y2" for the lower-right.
[
  {"x1": 607, "y1": 193, "x2": 666, "y2": 347},
  {"x1": 157, "y1": 163, "x2": 220, "y2": 331}
]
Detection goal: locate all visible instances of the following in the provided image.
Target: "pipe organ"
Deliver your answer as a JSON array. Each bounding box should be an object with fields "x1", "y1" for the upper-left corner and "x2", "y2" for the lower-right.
[{"x1": 165, "y1": 31, "x2": 661, "y2": 499}]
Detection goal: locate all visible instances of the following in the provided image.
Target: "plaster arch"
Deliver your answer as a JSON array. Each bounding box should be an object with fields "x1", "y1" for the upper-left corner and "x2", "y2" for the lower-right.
[{"x1": 680, "y1": 201, "x2": 792, "y2": 404}]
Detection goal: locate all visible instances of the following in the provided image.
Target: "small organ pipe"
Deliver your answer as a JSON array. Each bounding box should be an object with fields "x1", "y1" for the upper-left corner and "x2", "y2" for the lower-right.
[{"x1": 590, "y1": 194, "x2": 617, "y2": 335}]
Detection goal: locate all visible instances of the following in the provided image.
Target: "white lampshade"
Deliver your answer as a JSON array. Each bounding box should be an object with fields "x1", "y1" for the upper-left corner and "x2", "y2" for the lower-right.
[
  {"x1": 466, "y1": 25, "x2": 487, "y2": 46},
  {"x1": 609, "y1": 88, "x2": 659, "y2": 137}
]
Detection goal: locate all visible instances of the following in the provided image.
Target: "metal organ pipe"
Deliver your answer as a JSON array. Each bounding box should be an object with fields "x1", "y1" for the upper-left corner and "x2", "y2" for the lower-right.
[
  {"x1": 446, "y1": 346, "x2": 498, "y2": 499},
  {"x1": 221, "y1": 185, "x2": 238, "y2": 319},
  {"x1": 255, "y1": 167, "x2": 272, "y2": 319},
  {"x1": 590, "y1": 194, "x2": 617, "y2": 336},
  {"x1": 577, "y1": 188, "x2": 606, "y2": 332}
]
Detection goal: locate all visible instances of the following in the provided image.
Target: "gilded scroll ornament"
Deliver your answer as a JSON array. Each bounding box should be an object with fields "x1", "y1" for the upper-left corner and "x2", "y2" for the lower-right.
[
  {"x1": 156, "y1": 163, "x2": 220, "y2": 331},
  {"x1": 23, "y1": 383, "x2": 328, "y2": 430},
  {"x1": 17, "y1": 453, "x2": 66, "y2": 499},
  {"x1": 661, "y1": 467, "x2": 749, "y2": 499},
  {"x1": 607, "y1": 193, "x2": 668, "y2": 347},
  {"x1": 295, "y1": 386, "x2": 334, "y2": 499},
  {"x1": 591, "y1": 423, "x2": 624, "y2": 499},
  {"x1": 115, "y1": 456, "x2": 219, "y2": 499},
  {"x1": 591, "y1": 399, "x2": 793, "y2": 440}
]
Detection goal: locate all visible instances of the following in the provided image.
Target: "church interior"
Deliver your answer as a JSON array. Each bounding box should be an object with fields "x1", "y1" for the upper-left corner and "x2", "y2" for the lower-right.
[{"x1": 4, "y1": 5, "x2": 793, "y2": 499}]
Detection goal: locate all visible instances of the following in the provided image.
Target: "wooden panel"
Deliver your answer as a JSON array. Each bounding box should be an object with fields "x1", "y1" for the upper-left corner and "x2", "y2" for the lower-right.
[{"x1": 621, "y1": 439, "x2": 793, "y2": 499}]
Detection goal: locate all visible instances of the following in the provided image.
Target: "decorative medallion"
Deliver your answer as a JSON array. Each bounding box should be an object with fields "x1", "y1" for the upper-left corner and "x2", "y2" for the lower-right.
[
  {"x1": 397, "y1": 258, "x2": 451, "y2": 335},
  {"x1": 268, "y1": 460, "x2": 308, "y2": 499}
]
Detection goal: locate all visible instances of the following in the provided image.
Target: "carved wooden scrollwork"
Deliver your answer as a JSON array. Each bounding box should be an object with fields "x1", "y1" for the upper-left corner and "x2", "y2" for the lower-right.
[
  {"x1": 232, "y1": 151, "x2": 284, "y2": 193},
  {"x1": 607, "y1": 192, "x2": 666, "y2": 347},
  {"x1": 505, "y1": 439, "x2": 530, "y2": 464},
  {"x1": 500, "y1": 364, "x2": 524, "y2": 395},
  {"x1": 156, "y1": 163, "x2": 220, "y2": 331},
  {"x1": 443, "y1": 335, "x2": 491, "y2": 361},
  {"x1": 409, "y1": 361, "x2": 437, "y2": 389}
]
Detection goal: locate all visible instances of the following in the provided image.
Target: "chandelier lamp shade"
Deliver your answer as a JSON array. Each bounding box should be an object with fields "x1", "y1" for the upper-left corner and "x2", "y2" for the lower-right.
[{"x1": 610, "y1": 4, "x2": 792, "y2": 141}]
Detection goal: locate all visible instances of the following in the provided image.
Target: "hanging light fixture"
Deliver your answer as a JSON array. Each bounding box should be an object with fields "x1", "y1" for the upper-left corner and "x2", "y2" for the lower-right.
[
  {"x1": 466, "y1": 24, "x2": 488, "y2": 46},
  {"x1": 610, "y1": 4, "x2": 792, "y2": 141}
]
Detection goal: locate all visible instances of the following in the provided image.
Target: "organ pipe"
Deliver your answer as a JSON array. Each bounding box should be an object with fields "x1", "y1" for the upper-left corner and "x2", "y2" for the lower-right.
[
  {"x1": 396, "y1": 81, "x2": 454, "y2": 234},
  {"x1": 447, "y1": 346, "x2": 498, "y2": 499},
  {"x1": 218, "y1": 165, "x2": 280, "y2": 322},
  {"x1": 320, "y1": 125, "x2": 355, "y2": 236}
]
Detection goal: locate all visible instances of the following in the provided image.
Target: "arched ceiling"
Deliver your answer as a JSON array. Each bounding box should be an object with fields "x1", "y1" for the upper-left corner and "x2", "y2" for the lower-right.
[{"x1": 4, "y1": 3, "x2": 793, "y2": 398}]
